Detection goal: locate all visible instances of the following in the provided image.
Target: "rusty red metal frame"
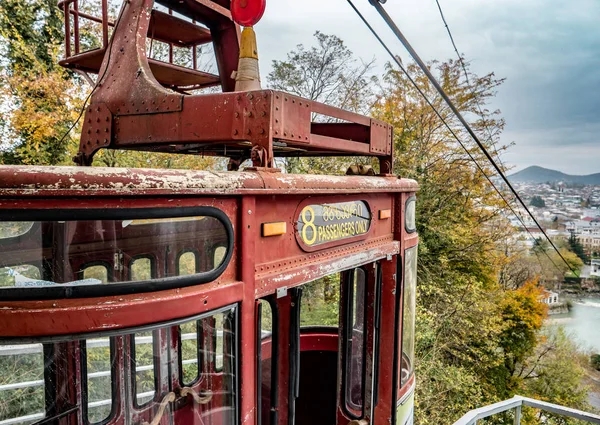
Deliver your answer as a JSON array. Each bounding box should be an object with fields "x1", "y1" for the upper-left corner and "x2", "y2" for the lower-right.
[{"x1": 57, "y1": 0, "x2": 394, "y2": 171}]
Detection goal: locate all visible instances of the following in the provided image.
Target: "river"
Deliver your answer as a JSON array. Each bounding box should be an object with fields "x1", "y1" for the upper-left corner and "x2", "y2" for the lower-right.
[
  {"x1": 549, "y1": 297, "x2": 600, "y2": 352},
  {"x1": 549, "y1": 297, "x2": 600, "y2": 410}
]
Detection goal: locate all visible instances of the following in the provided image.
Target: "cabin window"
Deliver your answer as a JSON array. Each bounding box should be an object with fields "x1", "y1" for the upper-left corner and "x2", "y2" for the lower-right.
[
  {"x1": 344, "y1": 268, "x2": 367, "y2": 417},
  {"x1": 0, "y1": 307, "x2": 238, "y2": 425},
  {"x1": 131, "y1": 331, "x2": 157, "y2": 406},
  {"x1": 178, "y1": 251, "x2": 198, "y2": 276},
  {"x1": 179, "y1": 319, "x2": 201, "y2": 385},
  {"x1": 0, "y1": 343, "x2": 46, "y2": 424},
  {"x1": 0, "y1": 222, "x2": 34, "y2": 239},
  {"x1": 214, "y1": 313, "x2": 226, "y2": 372},
  {"x1": 0, "y1": 264, "x2": 41, "y2": 288},
  {"x1": 129, "y1": 257, "x2": 154, "y2": 281},
  {"x1": 82, "y1": 338, "x2": 115, "y2": 424},
  {"x1": 405, "y1": 196, "x2": 416, "y2": 233},
  {"x1": 401, "y1": 246, "x2": 418, "y2": 387},
  {"x1": 214, "y1": 246, "x2": 227, "y2": 269},
  {"x1": 0, "y1": 208, "x2": 233, "y2": 300},
  {"x1": 83, "y1": 264, "x2": 110, "y2": 284}
]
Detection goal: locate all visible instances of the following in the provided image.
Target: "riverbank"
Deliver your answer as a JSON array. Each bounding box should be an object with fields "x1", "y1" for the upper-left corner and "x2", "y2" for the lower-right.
[{"x1": 545, "y1": 296, "x2": 600, "y2": 411}]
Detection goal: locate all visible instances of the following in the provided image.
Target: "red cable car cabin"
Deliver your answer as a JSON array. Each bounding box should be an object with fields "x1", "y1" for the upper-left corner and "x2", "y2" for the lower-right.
[{"x1": 0, "y1": 1, "x2": 418, "y2": 425}]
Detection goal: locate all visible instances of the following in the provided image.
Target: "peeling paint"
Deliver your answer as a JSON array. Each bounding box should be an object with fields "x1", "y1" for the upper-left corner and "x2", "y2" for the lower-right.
[{"x1": 0, "y1": 165, "x2": 418, "y2": 196}]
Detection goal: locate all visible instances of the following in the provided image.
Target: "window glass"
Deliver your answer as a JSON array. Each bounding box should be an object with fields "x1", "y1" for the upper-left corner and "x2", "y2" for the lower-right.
[
  {"x1": 0, "y1": 214, "x2": 230, "y2": 294},
  {"x1": 345, "y1": 268, "x2": 366, "y2": 416},
  {"x1": 178, "y1": 252, "x2": 198, "y2": 276},
  {"x1": 0, "y1": 222, "x2": 34, "y2": 239},
  {"x1": 84, "y1": 338, "x2": 113, "y2": 424},
  {"x1": 132, "y1": 331, "x2": 156, "y2": 406},
  {"x1": 300, "y1": 273, "x2": 340, "y2": 327},
  {"x1": 83, "y1": 265, "x2": 109, "y2": 284},
  {"x1": 180, "y1": 320, "x2": 200, "y2": 385},
  {"x1": 130, "y1": 257, "x2": 153, "y2": 281},
  {"x1": 0, "y1": 307, "x2": 238, "y2": 425},
  {"x1": 214, "y1": 313, "x2": 225, "y2": 372},
  {"x1": 0, "y1": 343, "x2": 45, "y2": 425},
  {"x1": 401, "y1": 246, "x2": 418, "y2": 387},
  {"x1": 405, "y1": 197, "x2": 416, "y2": 233},
  {"x1": 259, "y1": 300, "x2": 274, "y2": 425},
  {"x1": 214, "y1": 246, "x2": 227, "y2": 269},
  {"x1": 0, "y1": 265, "x2": 41, "y2": 287}
]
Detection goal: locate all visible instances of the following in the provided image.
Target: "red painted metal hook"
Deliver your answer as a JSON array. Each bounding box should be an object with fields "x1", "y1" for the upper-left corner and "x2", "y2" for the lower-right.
[{"x1": 231, "y1": 0, "x2": 266, "y2": 27}]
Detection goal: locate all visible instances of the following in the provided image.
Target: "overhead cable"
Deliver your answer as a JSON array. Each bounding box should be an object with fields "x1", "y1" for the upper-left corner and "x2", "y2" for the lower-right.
[
  {"x1": 433, "y1": 0, "x2": 505, "y2": 167},
  {"x1": 432, "y1": 0, "x2": 564, "y2": 268},
  {"x1": 346, "y1": 0, "x2": 576, "y2": 275}
]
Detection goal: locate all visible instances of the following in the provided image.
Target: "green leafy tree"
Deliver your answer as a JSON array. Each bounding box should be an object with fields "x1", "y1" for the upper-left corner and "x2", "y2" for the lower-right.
[
  {"x1": 0, "y1": 0, "x2": 84, "y2": 165},
  {"x1": 267, "y1": 32, "x2": 378, "y2": 174},
  {"x1": 568, "y1": 233, "x2": 589, "y2": 264},
  {"x1": 530, "y1": 196, "x2": 546, "y2": 208}
]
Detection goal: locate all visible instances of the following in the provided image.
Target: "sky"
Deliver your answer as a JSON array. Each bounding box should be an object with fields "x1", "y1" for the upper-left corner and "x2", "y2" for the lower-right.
[{"x1": 252, "y1": 0, "x2": 600, "y2": 175}]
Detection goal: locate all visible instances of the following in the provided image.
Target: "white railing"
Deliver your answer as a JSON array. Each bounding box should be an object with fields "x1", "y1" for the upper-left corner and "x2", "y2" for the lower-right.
[{"x1": 453, "y1": 395, "x2": 600, "y2": 425}]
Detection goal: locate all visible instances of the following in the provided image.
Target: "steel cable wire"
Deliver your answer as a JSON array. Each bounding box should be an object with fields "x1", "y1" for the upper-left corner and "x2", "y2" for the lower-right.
[{"x1": 347, "y1": 0, "x2": 572, "y2": 275}]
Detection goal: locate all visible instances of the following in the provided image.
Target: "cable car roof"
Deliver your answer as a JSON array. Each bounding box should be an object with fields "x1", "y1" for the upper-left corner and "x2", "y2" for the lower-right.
[{"x1": 0, "y1": 166, "x2": 418, "y2": 197}]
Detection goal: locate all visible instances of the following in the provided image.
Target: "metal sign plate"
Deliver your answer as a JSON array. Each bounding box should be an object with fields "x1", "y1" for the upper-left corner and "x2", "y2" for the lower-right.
[{"x1": 296, "y1": 201, "x2": 371, "y2": 248}]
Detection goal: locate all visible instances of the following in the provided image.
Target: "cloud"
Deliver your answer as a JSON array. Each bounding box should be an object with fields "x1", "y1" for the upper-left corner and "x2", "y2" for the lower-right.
[{"x1": 254, "y1": 0, "x2": 600, "y2": 173}]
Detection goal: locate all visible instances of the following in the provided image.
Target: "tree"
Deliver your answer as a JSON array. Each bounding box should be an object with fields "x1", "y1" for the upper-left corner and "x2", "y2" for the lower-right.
[
  {"x1": 267, "y1": 32, "x2": 378, "y2": 174},
  {"x1": 568, "y1": 233, "x2": 589, "y2": 264},
  {"x1": 371, "y1": 58, "x2": 520, "y2": 424},
  {"x1": 530, "y1": 196, "x2": 546, "y2": 208},
  {"x1": 521, "y1": 326, "x2": 592, "y2": 424},
  {"x1": 268, "y1": 31, "x2": 377, "y2": 114},
  {"x1": 489, "y1": 281, "x2": 548, "y2": 398},
  {"x1": 0, "y1": 0, "x2": 84, "y2": 165}
]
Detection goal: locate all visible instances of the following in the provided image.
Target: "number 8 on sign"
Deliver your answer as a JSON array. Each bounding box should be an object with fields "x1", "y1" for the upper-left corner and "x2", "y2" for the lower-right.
[{"x1": 301, "y1": 206, "x2": 317, "y2": 246}]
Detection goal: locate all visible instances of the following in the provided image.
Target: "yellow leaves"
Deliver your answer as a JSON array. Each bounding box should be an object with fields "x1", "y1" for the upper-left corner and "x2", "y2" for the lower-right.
[{"x1": 501, "y1": 279, "x2": 548, "y2": 330}]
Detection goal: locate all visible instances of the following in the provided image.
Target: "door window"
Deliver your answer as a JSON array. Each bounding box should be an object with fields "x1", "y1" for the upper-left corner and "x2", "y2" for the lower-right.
[{"x1": 344, "y1": 268, "x2": 367, "y2": 417}]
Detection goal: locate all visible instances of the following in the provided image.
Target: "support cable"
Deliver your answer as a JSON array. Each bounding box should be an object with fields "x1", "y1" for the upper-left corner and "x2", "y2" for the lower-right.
[
  {"x1": 360, "y1": 0, "x2": 578, "y2": 275},
  {"x1": 346, "y1": 0, "x2": 572, "y2": 275},
  {"x1": 433, "y1": 0, "x2": 505, "y2": 167},
  {"x1": 430, "y1": 1, "x2": 569, "y2": 274}
]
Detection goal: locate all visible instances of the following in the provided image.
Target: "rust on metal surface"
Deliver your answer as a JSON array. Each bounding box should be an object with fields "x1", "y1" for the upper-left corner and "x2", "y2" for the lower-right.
[
  {"x1": 0, "y1": 165, "x2": 417, "y2": 196},
  {"x1": 58, "y1": 0, "x2": 396, "y2": 170}
]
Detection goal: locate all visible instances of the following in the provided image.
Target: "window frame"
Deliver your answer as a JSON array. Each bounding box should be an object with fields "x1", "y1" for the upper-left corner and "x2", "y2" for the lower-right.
[
  {"x1": 78, "y1": 261, "x2": 113, "y2": 283},
  {"x1": 0, "y1": 207, "x2": 234, "y2": 301},
  {"x1": 176, "y1": 249, "x2": 200, "y2": 276},
  {"x1": 130, "y1": 330, "x2": 160, "y2": 408},
  {"x1": 80, "y1": 337, "x2": 118, "y2": 425},
  {"x1": 211, "y1": 244, "x2": 228, "y2": 270},
  {"x1": 178, "y1": 319, "x2": 203, "y2": 386},
  {"x1": 257, "y1": 297, "x2": 279, "y2": 425},
  {"x1": 341, "y1": 267, "x2": 368, "y2": 419},
  {"x1": 399, "y1": 246, "x2": 417, "y2": 388},
  {"x1": 404, "y1": 196, "x2": 417, "y2": 234},
  {"x1": 128, "y1": 255, "x2": 157, "y2": 281}
]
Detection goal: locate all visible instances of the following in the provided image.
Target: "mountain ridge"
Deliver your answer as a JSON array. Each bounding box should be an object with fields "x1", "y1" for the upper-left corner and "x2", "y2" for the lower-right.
[{"x1": 508, "y1": 166, "x2": 600, "y2": 184}]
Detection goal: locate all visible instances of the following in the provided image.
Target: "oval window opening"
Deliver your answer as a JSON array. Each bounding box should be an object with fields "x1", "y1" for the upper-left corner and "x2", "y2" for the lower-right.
[{"x1": 0, "y1": 209, "x2": 233, "y2": 300}]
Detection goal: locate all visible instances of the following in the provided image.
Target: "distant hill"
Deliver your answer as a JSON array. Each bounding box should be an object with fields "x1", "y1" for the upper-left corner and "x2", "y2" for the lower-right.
[{"x1": 508, "y1": 166, "x2": 600, "y2": 185}]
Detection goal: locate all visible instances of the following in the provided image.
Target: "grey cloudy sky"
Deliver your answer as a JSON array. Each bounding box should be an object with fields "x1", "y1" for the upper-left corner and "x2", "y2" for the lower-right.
[{"x1": 253, "y1": 0, "x2": 600, "y2": 175}]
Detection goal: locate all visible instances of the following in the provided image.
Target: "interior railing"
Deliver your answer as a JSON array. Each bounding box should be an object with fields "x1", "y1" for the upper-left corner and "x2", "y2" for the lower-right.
[{"x1": 453, "y1": 395, "x2": 600, "y2": 425}]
